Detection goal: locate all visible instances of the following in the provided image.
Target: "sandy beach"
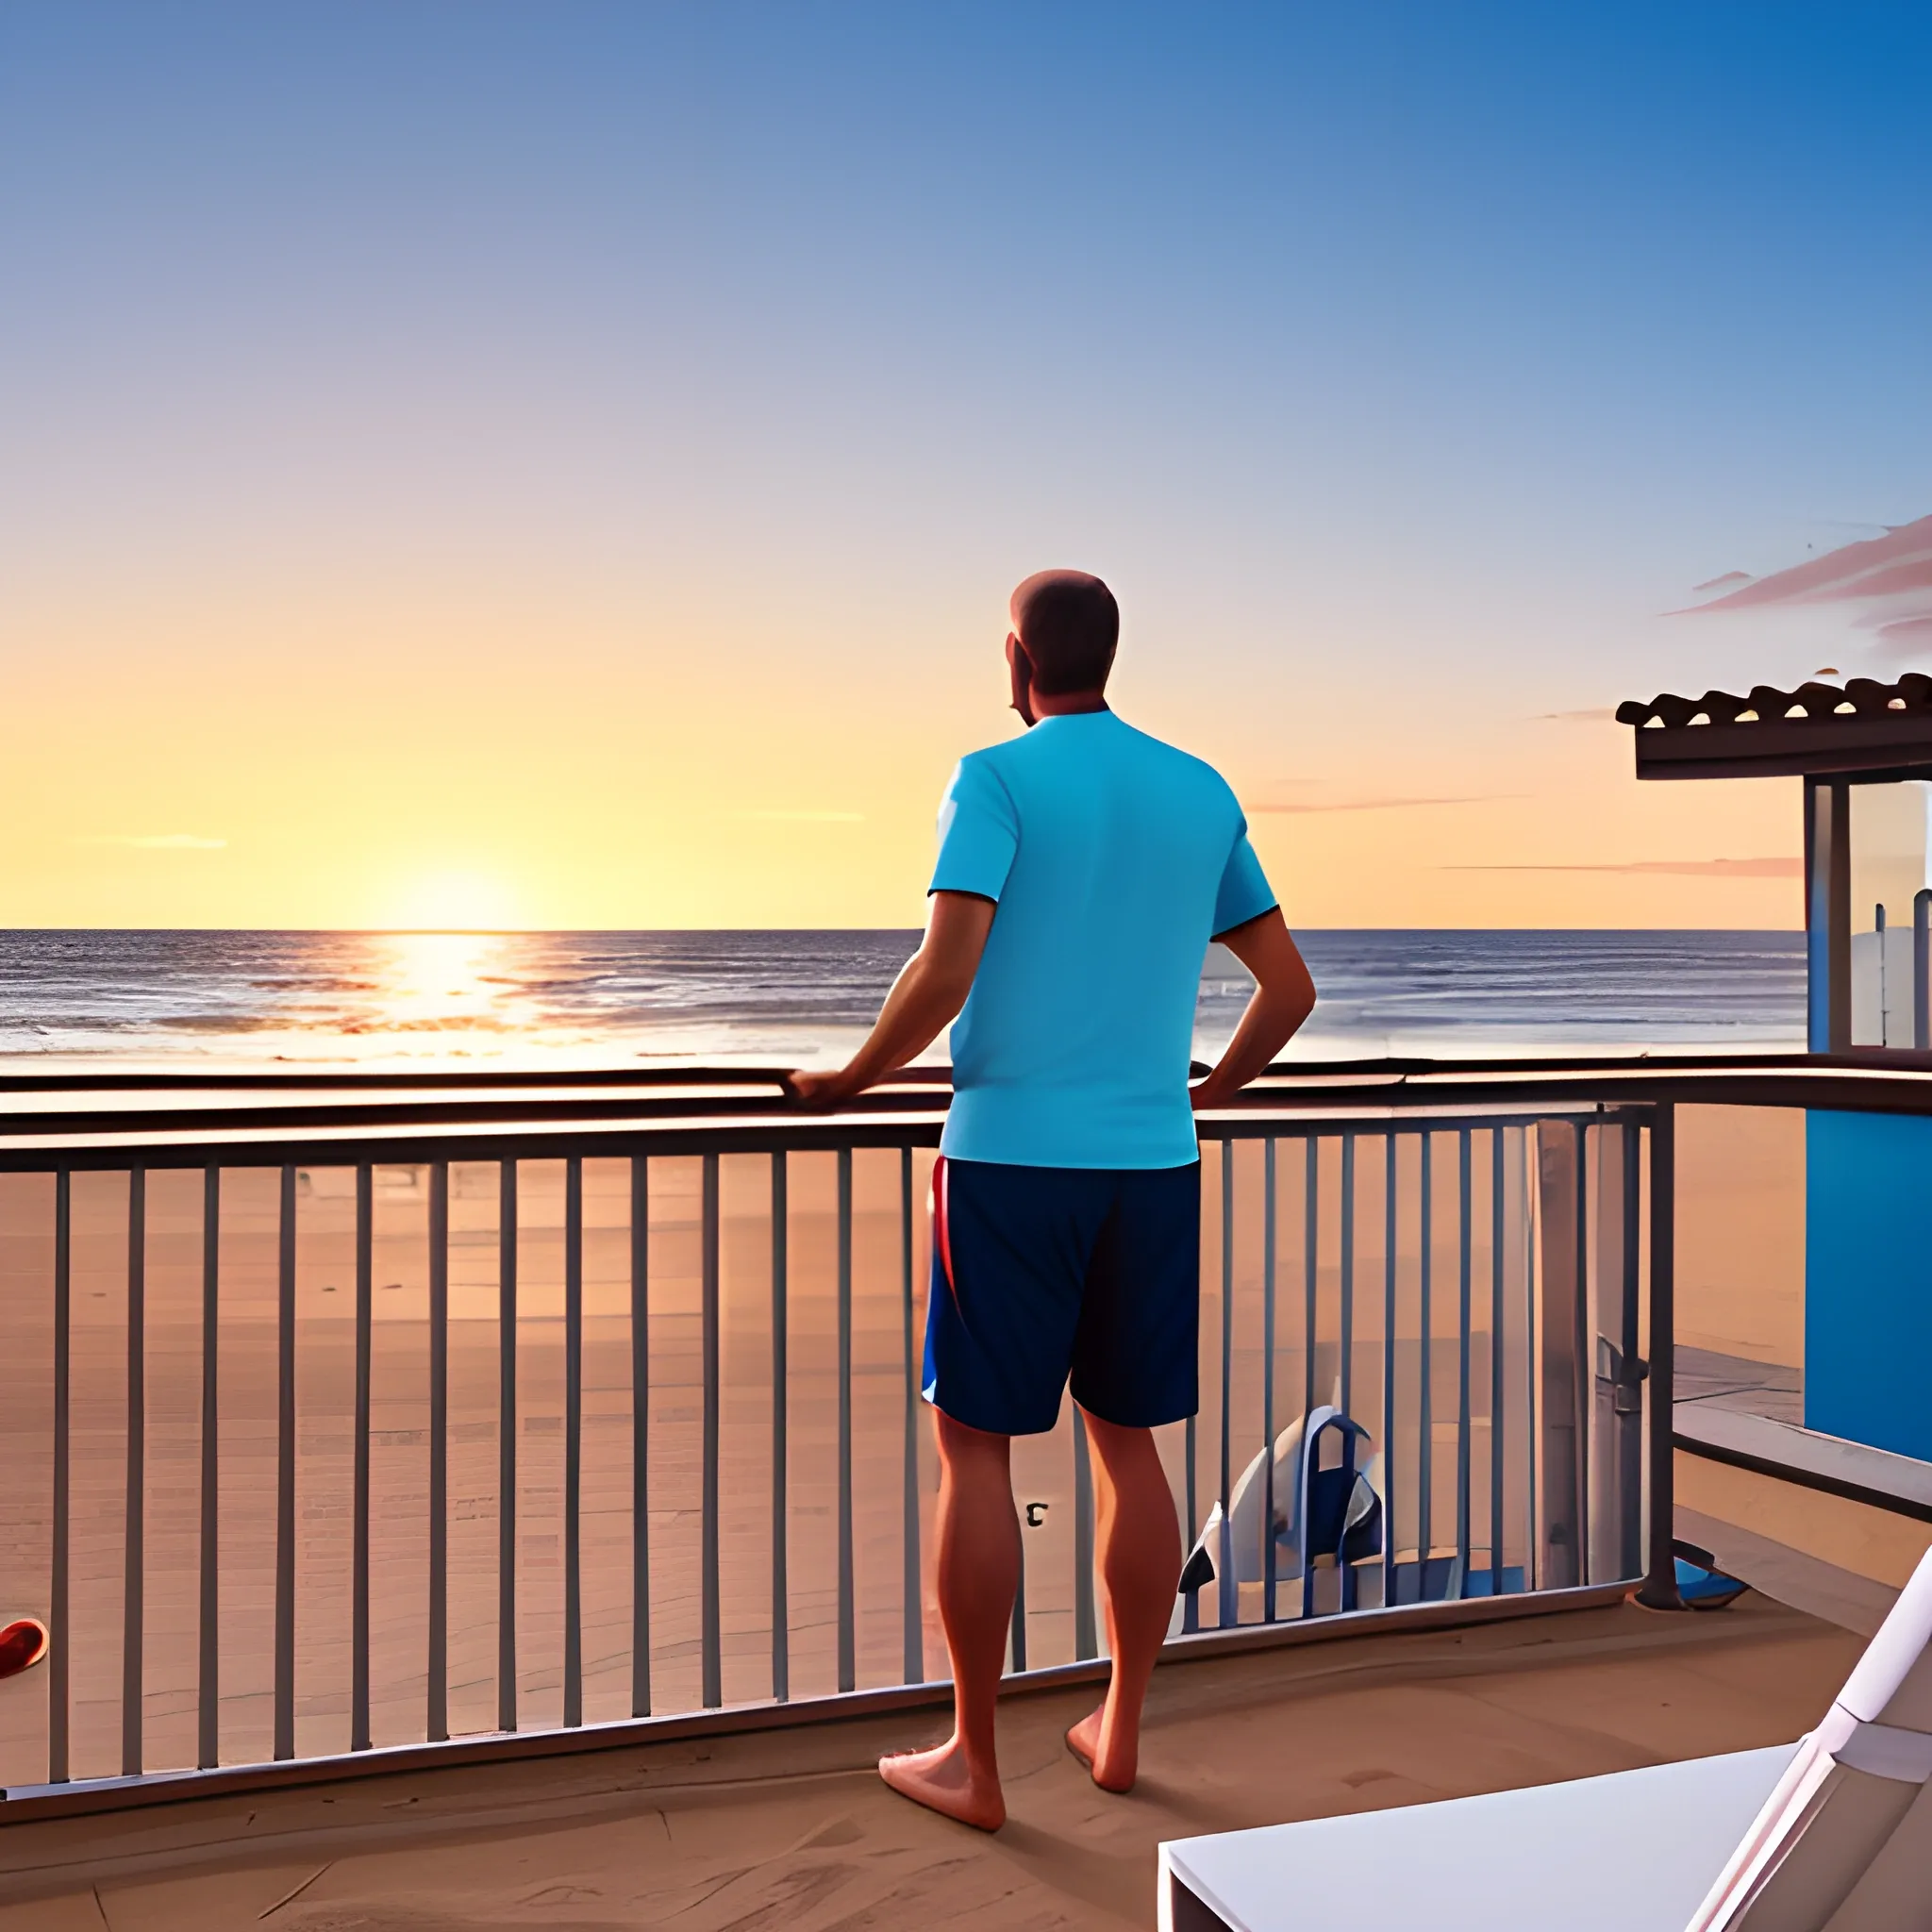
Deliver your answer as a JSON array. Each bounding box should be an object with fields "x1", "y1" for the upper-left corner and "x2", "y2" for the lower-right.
[
  {"x1": 1, "y1": 1125, "x2": 1569, "y2": 1789},
  {"x1": 0, "y1": 1101, "x2": 1816, "y2": 1790}
]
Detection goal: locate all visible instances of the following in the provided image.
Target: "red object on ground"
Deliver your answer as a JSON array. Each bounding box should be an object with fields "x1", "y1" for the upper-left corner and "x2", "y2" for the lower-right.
[{"x1": 0, "y1": 1618, "x2": 49, "y2": 1681}]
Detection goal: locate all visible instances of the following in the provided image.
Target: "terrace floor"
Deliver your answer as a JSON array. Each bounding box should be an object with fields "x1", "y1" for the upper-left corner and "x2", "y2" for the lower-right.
[{"x1": 0, "y1": 1591, "x2": 1863, "y2": 1932}]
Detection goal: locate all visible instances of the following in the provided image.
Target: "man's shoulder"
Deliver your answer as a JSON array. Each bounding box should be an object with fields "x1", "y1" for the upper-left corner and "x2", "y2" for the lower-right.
[
  {"x1": 953, "y1": 718, "x2": 1241, "y2": 813},
  {"x1": 954, "y1": 737, "x2": 1016, "y2": 771},
  {"x1": 1109, "y1": 719, "x2": 1242, "y2": 805},
  {"x1": 956, "y1": 725, "x2": 1037, "y2": 767},
  {"x1": 947, "y1": 740, "x2": 1024, "y2": 794}
]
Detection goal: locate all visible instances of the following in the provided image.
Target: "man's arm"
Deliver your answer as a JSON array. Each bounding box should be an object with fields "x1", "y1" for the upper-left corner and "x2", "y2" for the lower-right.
[
  {"x1": 784, "y1": 891, "x2": 995, "y2": 1107},
  {"x1": 1191, "y1": 908, "x2": 1316, "y2": 1110}
]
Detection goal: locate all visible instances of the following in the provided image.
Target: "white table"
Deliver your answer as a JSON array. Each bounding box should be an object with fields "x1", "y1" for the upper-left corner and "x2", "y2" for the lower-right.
[{"x1": 1159, "y1": 1744, "x2": 1801, "y2": 1932}]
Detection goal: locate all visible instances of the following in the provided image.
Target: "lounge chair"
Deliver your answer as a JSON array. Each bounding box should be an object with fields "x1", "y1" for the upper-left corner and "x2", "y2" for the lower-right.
[{"x1": 1158, "y1": 1543, "x2": 1932, "y2": 1931}]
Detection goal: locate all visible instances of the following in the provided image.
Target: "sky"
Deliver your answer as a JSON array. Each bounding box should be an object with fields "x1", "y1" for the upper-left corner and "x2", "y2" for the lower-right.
[{"x1": 4, "y1": 2, "x2": 1930, "y2": 931}]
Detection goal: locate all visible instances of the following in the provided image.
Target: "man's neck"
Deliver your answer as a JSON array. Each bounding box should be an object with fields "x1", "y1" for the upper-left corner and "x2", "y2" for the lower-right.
[{"x1": 1029, "y1": 691, "x2": 1110, "y2": 719}]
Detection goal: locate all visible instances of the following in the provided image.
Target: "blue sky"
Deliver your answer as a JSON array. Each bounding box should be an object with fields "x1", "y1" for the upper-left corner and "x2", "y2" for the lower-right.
[{"x1": 3, "y1": 3, "x2": 1928, "y2": 926}]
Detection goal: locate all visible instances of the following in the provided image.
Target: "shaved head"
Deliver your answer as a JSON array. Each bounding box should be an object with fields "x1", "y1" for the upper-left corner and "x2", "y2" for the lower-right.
[{"x1": 1010, "y1": 570, "x2": 1119, "y2": 696}]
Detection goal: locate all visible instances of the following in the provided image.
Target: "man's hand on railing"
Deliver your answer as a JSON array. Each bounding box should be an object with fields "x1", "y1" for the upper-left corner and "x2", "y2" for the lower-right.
[
  {"x1": 782, "y1": 893, "x2": 994, "y2": 1110},
  {"x1": 780, "y1": 1069, "x2": 858, "y2": 1108},
  {"x1": 1191, "y1": 908, "x2": 1317, "y2": 1108}
]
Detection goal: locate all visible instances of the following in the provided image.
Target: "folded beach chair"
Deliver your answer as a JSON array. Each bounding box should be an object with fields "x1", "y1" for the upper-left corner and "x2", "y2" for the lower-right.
[
  {"x1": 1158, "y1": 1542, "x2": 1932, "y2": 1932},
  {"x1": 1179, "y1": 1405, "x2": 1384, "y2": 1624}
]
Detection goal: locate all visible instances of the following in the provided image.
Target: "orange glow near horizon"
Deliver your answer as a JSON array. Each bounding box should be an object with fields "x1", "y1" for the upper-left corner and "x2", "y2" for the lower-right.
[{"x1": 0, "y1": 599, "x2": 1806, "y2": 932}]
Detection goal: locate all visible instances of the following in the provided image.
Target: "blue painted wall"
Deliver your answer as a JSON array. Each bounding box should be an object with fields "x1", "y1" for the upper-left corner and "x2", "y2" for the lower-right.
[{"x1": 1807, "y1": 1109, "x2": 1932, "y2": 1463}]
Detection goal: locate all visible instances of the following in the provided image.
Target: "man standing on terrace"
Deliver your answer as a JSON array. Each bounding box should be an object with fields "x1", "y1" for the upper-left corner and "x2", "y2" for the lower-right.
[{"x1": 785, "y1": 571, "x2": 1316, "y2": 1830}]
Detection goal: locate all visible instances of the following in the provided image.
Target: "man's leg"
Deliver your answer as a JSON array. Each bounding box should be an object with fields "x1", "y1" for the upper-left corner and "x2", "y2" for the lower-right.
[
  {"x1": 1066, "y1": 1407, "x2": 1181, "y2": 1791},
  {"x1": 878, "y1": 1409, "x2": 1018, "y2": 1830}
]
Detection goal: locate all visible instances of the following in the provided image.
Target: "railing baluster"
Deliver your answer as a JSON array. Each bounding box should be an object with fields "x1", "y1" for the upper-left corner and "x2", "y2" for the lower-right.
[
  {"x1": 1340, "y1": 1134, "x2": 1357, "y2": 1610},
  {"x1": 497, "y1": 1159, "x2": 518, "y2": 1734},
  {"x1": 771, "y1": 1153, "x2": 789, "y2": 1702},
  {"x1": 1181, "y1": 1409, "x2": 1198, "y2": 1636},
  {"x1": 836, "y1": 1148, "x2": 855, "y2": 1695},
  {"x1": 898, "y1": 1149, "x2": 923, "y2": 1684},
  {"x1": 1523, "y1": 1129, "x2": 1539, "y2": 1592},
  {"x1": 1454, "y1": 1129, "x2": 1473, "y2": 1600},
  {"x1": 198, "y1": 1164, "x2": 221, "y2": 1770},
  {"x1": 123, "y1": 1167, "x2": 145, "y2": 1778},
  {"x1": 1637, "y1": 1107, "x2": 1684, "y2": 1610},
  {"x1": 701, "y1": 1153, "x2": 723, "y2": 1709},
  {"x1": 1340, "y1": 1136, "x2": 1356, "y2": 1418},
  {"x1": 562, "y1": 1158, "x2": 583, "y2": 1727},
  {"x1": 1262, "y1": 1138, "x2": 1278, "y2": 1624},
  {"x1": 1418, "y1": 1135, "x2": 1433, "y2": 1596},
  {"x1": 1009, "y1": 1536, "x2": 1028, "y2": 1673},
  {"x1": 1491, "y1": 1128, "x2": 1507, "y2": 1598},
  {"x1": 1302, "y1": 1139, "x2": 1318, "y2": 1433},
  {"x1": 1217, "y1": 1141, "x2": 1235, "y2": 1629},
  {"x1": 1300, "y1": 1137, "x2": 1317, "y2": 1620},
  {"x1": 429, "y1": 1160, "x2": 450, "y2": 1742},
  {"x1": 352, "y1": 1163, "x2": 373, "y2": 1752},
  {"x1": 1620, "y1": 1122, "x2": 1644, "y2": 1581},
  {"x1": 629, "y1": 1156, "x2": 650, "y2": 1719},
  {"x1": 274, "y1": 1164, "x2": 297, "y2": 1761},
  {"x1": 1382, "y1": 1134, "x2": 1397, "y2": 1611},
  {"x1": 50, "y1": 1168, "x2": 71, "y2": 1785},
  {"x1": 1073, "y1": 1407, "x2": 1098, "y2": 1658},
  {"x1": 1574, "y1": 1121, "x2": 1591, "y2": 1581},
  {"x1": 1534, "y1": 1121, "x2": 1584, "y2": 1593}
]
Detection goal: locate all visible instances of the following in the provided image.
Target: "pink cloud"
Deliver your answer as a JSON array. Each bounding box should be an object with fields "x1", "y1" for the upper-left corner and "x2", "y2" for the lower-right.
[
  {"x1": 1684, "y1": 514, "x2": 1932, "y2": 669},
  {"x1": 1686, "y1": 516, "x2": 1932, "y2": 665}
]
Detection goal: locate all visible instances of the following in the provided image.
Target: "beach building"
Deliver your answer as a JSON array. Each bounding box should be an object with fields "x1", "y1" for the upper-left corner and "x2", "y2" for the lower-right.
[{"x1": 1618, "y1": 675, "x2": 1932, "y2": 1471}]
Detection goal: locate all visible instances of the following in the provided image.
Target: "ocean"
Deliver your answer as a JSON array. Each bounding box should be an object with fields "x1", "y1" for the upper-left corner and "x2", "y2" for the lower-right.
[{"x1": 0, "y1": 927, "x2": 1807, "y2": 1068}]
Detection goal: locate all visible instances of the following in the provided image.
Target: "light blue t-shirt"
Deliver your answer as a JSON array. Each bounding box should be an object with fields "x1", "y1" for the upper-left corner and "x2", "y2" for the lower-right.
[{"x1": 930, "y1": 709, "x2": 1276, "y2": 1169}]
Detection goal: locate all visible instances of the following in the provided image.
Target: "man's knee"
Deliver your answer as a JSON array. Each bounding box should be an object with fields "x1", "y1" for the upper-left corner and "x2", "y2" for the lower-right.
[
  {"x1": 935, "y1": 1407, "x2": 1011, "y2": 1465},
  {"x1": 1076, "y1": 1405, "x2": 1157, "y2": 1457}
]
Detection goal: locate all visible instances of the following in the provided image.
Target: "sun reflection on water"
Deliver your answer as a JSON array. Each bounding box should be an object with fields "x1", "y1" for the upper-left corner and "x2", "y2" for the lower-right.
[{"x1": 355, "y1": 931, "x2": 516, "y2": 1039}]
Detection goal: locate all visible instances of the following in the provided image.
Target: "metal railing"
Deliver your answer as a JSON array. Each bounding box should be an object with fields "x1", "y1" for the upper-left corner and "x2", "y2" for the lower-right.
[{"x1": 0, "y1": 1069, "x2": 1682, "y2": 1805}]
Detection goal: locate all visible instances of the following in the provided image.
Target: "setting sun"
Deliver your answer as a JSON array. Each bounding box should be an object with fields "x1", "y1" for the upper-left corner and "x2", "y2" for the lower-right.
[{"x1": 383, "y1": 871, "x2": 522, "y2": 934}]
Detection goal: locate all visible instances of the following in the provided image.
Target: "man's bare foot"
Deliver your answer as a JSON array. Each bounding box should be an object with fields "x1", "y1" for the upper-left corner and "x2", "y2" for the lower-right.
[
  {"x1": 878, "y1": 1736, "x2": 1006, "y2": 1831},
  {"x1": 1065, "y1": 1706, "x2": 1136, "y2": 1792}
]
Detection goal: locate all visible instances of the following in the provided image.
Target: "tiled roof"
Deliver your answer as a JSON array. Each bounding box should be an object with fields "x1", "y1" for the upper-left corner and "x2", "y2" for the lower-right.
[{"x1": 1616, "y1": 672, "x2": 1932, "y2": 730}]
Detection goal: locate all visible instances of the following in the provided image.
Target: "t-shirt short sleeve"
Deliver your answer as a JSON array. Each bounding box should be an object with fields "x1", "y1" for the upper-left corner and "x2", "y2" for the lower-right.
[
  {"x1": 930, "y1": 756, "x2": 1019, "y2": 902},
  {"x1": 1211, "y1": 823, "x2": 1277, "y2": 936}
]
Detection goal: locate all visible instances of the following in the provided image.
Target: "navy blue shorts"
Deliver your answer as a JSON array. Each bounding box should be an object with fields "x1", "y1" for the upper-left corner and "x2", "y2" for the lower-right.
[{"x1": 922, "y1": 1156, "x2": 1201, "y2": 1437}]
